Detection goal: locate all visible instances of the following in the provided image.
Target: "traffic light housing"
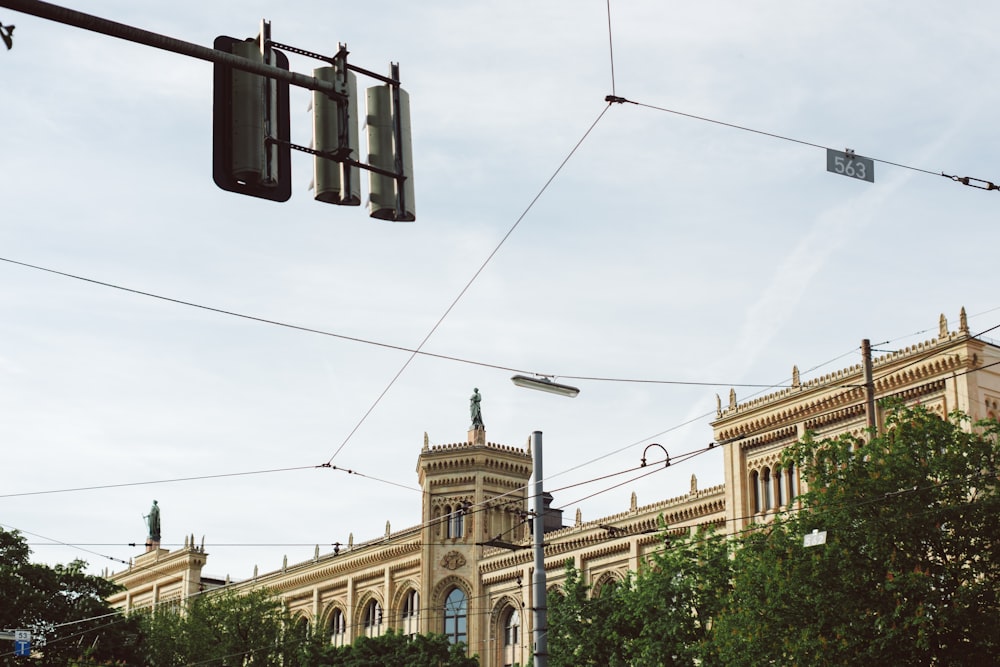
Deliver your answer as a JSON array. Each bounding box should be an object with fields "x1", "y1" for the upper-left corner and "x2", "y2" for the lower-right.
[
  {"x1": 212, "y1": 27, "x2": 291, "y2": 202},
  {"x1": 366, "y1": 82, "x2": 415, "y2": 221},
  {"x1": 311, "y1": 63, "x2": 360, "y2": 205}
]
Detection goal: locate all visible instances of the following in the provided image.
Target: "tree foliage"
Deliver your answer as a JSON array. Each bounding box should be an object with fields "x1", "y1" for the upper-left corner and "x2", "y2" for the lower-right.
[
  {"x1": 300, "y1": 629, "x2": 478, "y2": 667},
  {"x1": 546, "y1": 406, "x2": 1000, "y2": 665},
  {"x1": 139, "y1": 595, "x2": 477, "y2": 667},
  {"x1": 0, "y1": 526, "x2": 141, "y2": 666},
  {"x1": 138, "y1": 588, "x2": 287, "y2": 666},
  {"x1": 548, "y1": 527, "x2": 732, "y2": 667},
  {"x1": 714, "y1": 405, "x2": 1000, "y2": 665}
]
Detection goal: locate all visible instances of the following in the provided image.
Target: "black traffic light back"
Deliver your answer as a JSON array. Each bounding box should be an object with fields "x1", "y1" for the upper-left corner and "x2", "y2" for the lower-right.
[{"x1": 212, "y1": 34, "x2": 291, "y2": 202}]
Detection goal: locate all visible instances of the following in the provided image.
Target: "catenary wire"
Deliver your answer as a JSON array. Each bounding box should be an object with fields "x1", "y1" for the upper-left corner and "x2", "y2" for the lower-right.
[
  {"x1": 613, "y1": 96, "x2": 963, "y2": 182},
  {"x1": 0, "y1": 254, "x2": 822, "y2": 389},
  {"x1": 11, "y1": 321, "x2": 997, "y2": 578},
  {"x1": 321, "y1": 103, "x2": 616, "y2": 465},
  {"x1": 606, "y1": 0, "x2": 616, "y2": 96}
]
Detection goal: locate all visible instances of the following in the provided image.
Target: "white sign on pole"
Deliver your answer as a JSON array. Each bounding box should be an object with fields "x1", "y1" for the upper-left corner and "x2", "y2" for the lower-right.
[{"x1": 803, "y1": 529, "x2": 828, "y2": 548}]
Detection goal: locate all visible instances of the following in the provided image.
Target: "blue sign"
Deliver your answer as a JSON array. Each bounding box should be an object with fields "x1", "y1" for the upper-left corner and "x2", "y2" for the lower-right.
[{"x1": 14, "y1": 640, "x2": 30, "y2": 656}]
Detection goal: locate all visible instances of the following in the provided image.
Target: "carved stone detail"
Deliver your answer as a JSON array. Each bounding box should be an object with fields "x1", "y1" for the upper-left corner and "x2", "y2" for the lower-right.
[{"x1": 440, "y1": 550, "x2": 466, "y2": 570}]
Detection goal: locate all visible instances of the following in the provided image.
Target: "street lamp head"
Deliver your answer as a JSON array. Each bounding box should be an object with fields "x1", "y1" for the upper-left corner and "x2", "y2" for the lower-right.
[{"x1": 510, "y1": 375, "x2": 580, "y2": 398}]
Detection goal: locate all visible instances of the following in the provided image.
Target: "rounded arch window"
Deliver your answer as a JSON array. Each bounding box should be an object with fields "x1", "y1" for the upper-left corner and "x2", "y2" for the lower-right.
[
  {"x1": 329, "y1": 608, "x2": 347, "y2": 647},
  {"x1": 443, "y1": 587, "x2": 468, "y2": 645},
  {"x1": 401, "y1": 589, "x2": 419, "y2": 638},
  {"x1": 363, "y1": 599, "x2": 383, "y2": 638}
]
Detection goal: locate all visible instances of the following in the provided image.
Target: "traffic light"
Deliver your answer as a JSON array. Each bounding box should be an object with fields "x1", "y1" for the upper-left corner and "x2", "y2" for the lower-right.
[
  {"x1": 311, "y1": 63, "x2": 360, "y2": 205},
  {"x1": 366, "y1": 81, "x2": 415, "y2": 221},
  {"x1": 212, "y1": 23, "x2": 291, "y2": 202}
]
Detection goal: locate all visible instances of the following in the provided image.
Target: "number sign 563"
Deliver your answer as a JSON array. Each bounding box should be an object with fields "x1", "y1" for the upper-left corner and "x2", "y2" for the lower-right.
[{"x1": 826, "y1": 149, "x2": 874, "y2": 183}]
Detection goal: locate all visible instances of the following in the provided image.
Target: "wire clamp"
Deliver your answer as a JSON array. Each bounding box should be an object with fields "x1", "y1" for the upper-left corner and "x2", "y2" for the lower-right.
[
  {"x1": 944, "y1": 174, "x2": 998, "y2": 191},
  {"x1": 605, "y1": 94, "x2": 628, "y2": 104}
]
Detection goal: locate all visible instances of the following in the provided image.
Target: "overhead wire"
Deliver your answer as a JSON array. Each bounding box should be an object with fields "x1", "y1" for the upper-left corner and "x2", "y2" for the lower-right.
[
  {"x1": 322, "y1": 103, "x2": 616, "y2": 465},
  {"x1": 605, "y1": 96, "x2": 998, "y2": 190}
]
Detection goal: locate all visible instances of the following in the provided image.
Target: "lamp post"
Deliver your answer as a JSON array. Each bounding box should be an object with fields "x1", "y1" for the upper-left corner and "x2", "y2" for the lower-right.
[
  {"x1": 512, "y1": 375, "x2": 579, "y2": 667},
  {"x1": 530, "y1": 430, "x2": 547, "y2": 667}
]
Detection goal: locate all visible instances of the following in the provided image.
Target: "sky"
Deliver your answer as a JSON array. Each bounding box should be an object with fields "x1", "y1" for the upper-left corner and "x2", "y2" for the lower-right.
[{"x1": 1, "y1": 0, "x2": 998, "y2": 582}]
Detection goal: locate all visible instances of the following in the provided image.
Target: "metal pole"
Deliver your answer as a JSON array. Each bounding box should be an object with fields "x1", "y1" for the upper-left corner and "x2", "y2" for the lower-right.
[
  {"x1": 862, "y1": 339, "x2": 877, "y2": 435},
  {"x1": 0, "y1": 0, "x2": 338, "y2": 95},
  {"x1": 531, "y1": 430, "x2": 548, "y2": 667}
]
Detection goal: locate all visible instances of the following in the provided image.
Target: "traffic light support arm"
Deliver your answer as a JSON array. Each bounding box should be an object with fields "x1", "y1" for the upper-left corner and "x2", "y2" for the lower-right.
[{"x1": 0, "y1": 0, "x2": 340, "y2": 96}]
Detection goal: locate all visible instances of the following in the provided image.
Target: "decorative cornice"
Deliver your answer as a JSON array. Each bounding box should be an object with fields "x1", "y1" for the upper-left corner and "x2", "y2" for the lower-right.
[{"x1": 715, "y1": 346, "x2": 967, "y2": 441}]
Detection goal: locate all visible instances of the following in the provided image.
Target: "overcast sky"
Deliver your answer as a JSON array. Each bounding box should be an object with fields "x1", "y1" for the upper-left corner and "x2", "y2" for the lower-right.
[{"x1": 2, "y1": 1, "x2": 998, "y2": 581}]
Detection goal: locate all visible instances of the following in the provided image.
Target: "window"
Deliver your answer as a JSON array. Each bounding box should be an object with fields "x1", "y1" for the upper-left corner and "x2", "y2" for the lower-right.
[
  {"x1": 751, "y1": 470, "x2": 761, "y2": 513},
  {"x1": 761, "y1": 467, "x2": 772, "y2": 511},
  {"x1": 329, "y1": 608, "x2": 347, "y2": 647},
  {"x1": 775, "y1": 465, "x2": 785, "y2": 507},
  {"x1": 363, "y1": 600, "x2": 383, "y2": 638},
  {"x1": 786, "y1": 463, "x2": 798, "y2": 503},
  {"x1": 502, "y1": 607, "x2": 520, "y2": 667},
  {"x1": 401, "y1": 589, "x2": 419, "y2": 638},
  {"x1": 443, "y1": 588, "x2": 468, "y2": 645},
  {"x1": 446, "y1": 505, "x2": 464, "y2": 538}
]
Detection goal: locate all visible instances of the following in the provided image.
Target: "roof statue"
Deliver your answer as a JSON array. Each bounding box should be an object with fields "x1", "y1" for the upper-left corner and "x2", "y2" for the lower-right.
[
  {"x1": 729, "y1": 388, "x2": 737, "y2": 411},
  {"x1": 470, "y1": 387, "x2": 484, "y2": 429},
  {"x1": 960, "y1": 306, "x2": 969, "y2": 333},
  {"x1": 715, "y1": 393, "x2": 722, "y2": 417},
  {"x1": 145, "y1": 500, "x2": 161, "y2": 542},
  {"x1": 792, "y1": 365, "x2": 801, "y2": 387},
  {"x1": 940, "y1": 313, "x2": 948, "y2": 338}
]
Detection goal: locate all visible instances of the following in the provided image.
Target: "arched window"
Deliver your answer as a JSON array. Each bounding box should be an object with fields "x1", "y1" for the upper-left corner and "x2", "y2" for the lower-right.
[
  {"x1": 443, "y1": 588, "x2": 468, "y2": 645},
  {"x1": 446, "y1": 505, "x2": 464, "y2": 538},
  {"x1": 775, "y1": 465, "x2": 785, "y2": 507},
  {"x1": 502, "y1": 607, "x2": 520, "y2": 667},
  {"x1": 786, "y1": 463, "x2": 798, "y2": 503},
  {"x1": 761, "y1": 467, "x2": 772, "y2": 511},
  {"x1": 444, "y1": 505, "x2": 453, "y2": 538},
  {"x1": 363, "y1": 600, "x2": 383, "y2": 638},
  {"x1": 401, "y1": 589, "x2": 419, "y2": 638},
  {"x1": 329, "y1": 608, "x2": 347, "y2": 647},
  {"x1": 751, "y1": 470, "x2": 761, "y2": 513},
  {"x1": 294, "y1": 616, "x2": 309, "y2": 640}
]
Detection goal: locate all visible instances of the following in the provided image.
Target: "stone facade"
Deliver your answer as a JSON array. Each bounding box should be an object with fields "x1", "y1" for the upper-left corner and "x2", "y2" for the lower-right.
[
  {"x1": 108, "y1": 429, "x2": 724, "y2": 666},
  {"x1": 713, "y1": 308, "x2": 1000, "y2": 534},
  {"x1": 108, "y1": 309, "x2": 998, "y2": 666}
]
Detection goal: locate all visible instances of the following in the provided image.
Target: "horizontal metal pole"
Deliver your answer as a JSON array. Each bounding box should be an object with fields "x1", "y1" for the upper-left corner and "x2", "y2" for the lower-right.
[{"x1": 0, "y1": 0, "x2": 337, "y2": 94}]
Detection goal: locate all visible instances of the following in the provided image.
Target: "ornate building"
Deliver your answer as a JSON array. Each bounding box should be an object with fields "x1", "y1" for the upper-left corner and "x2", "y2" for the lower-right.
[
  {"x1": 108, "y1": 309, "x2": 998, "y2": 665},
  {"x1": 712, "y1": 307, "x2": 1000, "y2": 534},
  {"x1": 108, "y1": 422, "x2": 724, "y2": 666}
]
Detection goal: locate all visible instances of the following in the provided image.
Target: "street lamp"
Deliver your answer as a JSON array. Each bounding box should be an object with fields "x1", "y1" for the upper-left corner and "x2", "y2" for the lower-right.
[
  {"x1": 510, "y1": 374, "x2": 580, "y2": 398},
  {"x1": 512, "y1": 379, "x2": 578, "y2": 667}
]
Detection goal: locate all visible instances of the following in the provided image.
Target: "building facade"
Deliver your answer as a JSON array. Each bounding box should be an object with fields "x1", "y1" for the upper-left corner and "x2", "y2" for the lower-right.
[
  {"x1": 108, "y1": 308, "x2": 998, "y2": 665},
  {"x1": 712, "y1": 308, "x2": 1000, "y2": 535}
]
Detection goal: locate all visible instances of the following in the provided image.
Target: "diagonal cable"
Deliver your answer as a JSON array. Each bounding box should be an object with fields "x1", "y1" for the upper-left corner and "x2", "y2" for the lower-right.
[{"x1": 323, "y1": 103, "x2": 615, "y2": 464}]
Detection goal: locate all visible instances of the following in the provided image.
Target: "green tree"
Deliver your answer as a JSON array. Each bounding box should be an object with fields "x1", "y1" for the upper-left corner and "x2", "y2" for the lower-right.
[
  {"x1": 548, "y1": 527, "x2": 732, "y2": 667},
  {"x1": 628, "y1": 527, "x2": 732, "y2": 666},
  {"x1": 304, "y1": 629, "x2": 478, "y2": 667},
  {"x1": 548, "y1": 562, "x2": 635, "y2": 667},
  {"x1": 0, "y1": 526, "x2": 141, "y2": 666},
  {"x1": 714, "y1": 405, "x2": 1000, "y2": 665},
  {"x1": 139, "y1": 588, "x2": 288, "y2": 666}
]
